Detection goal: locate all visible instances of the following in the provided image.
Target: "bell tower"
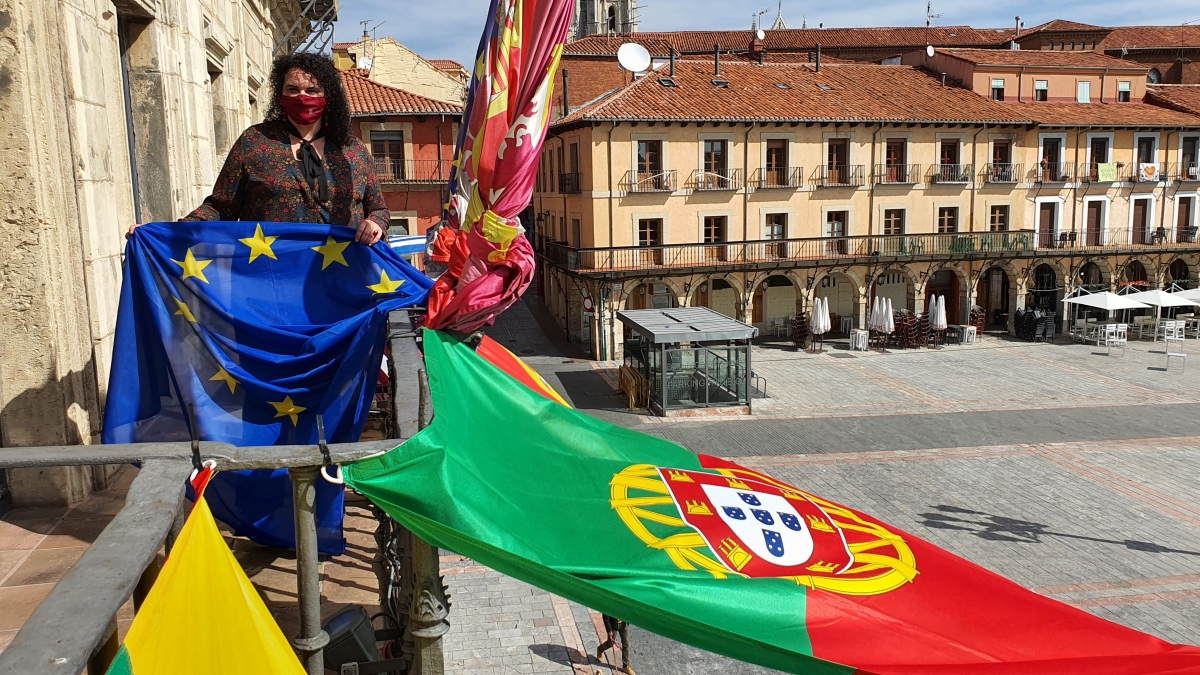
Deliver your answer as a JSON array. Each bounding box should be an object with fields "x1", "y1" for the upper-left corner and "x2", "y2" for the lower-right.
[{"x1": 571, "y1": 0, "x2": 638, "y2": 40}]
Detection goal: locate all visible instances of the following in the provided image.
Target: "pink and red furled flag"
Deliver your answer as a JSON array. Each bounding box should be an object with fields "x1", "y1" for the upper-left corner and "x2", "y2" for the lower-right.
[{"x1": 426, "y1": 0, "x2": 572, "y2": 332}]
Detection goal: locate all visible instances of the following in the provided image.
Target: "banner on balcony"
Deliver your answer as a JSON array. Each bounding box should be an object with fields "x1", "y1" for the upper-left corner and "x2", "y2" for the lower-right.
[
  {"x1": 103, "y1": 222, "x2": 432, "y2": 554},
  {"x1": 425, "y1": 0, "x2": 574, "y2": 332},
  {"x1": 106, "y1": 467, "x2": 306, "y2": 675},
  {"x1": 346, "y1": 330, "x2": 1200, "y2": 675}
]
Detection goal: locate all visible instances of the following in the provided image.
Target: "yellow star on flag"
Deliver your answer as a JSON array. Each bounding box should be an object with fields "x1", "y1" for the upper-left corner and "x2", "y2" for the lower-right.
[
  {"x1": 171, "y1": 248, "x2": 213, "y2": 284},
  {"x1": 238, "y1": 224, "x2": 278, "y2": 263},
  {"x1": 367, "y1": 270, "x2": 405, "y2": 295},
  {"x1": 210, "y1": 366, "x2": 238, "y2": 394},
  {"x1": 173, "y1": 298, "x2": 198, "y2": 323},
  {"x1": 269, "y1": 396, "x2": 306, "y2": 426},
  {"x1": 311, "y1": 237, "x2": 351, "y2": 270}
]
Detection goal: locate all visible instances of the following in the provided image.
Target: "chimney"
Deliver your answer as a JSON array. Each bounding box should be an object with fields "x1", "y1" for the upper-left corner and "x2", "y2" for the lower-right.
[
  {"x1": 816, "y1": 43, "x2": 821, "y2": 72},
  {"x1": 759, "y1": 49, "x2": 766, "y2": 65},
  {"x1": 670, "y1": 47, "x2": 676, "y2": 76},
  {"x1": 1015, "y1": 16, "x2": 1021, "y2": 38},
  {"x1": 940, "y1": 72, "x2": 947, "y2": 87},
  {"x1": 561, "y1": 69, "x2": 570, "y2": 117},
  {"x1": 714, "y1": 43, "x2": 721, "y2": 76}
]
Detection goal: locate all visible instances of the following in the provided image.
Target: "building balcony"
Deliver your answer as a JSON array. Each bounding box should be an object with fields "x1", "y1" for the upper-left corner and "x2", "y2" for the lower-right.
[
  {"x1": 874, "y1": 163, "x2": 920, "y2": 185},
  {"x1": 1078, "y1": 162, "x2": 1126, "y2": 184},
  {"x1": 689, "y1": 168, "x2": 743, "y2": 191},
  {"x1": 985, "y1": 163, "x2": 1021, "y2": 184},
  {"x1": 1133, "y1": 162, "x2": 1168, "y2": 183},
  {"x1": 751, "y1": 167, "x2": 803, "y2": 189},
  {"x1": 1178, "y1": 162, "x2": 1200, "y2": 182},
  {"x1": 1035, "y1": 162, "x2": 1074, "y2": 184},
  {"x1": 374, "y1": 159, "x2": 453, "y2": 184},
  {"x1": 558, "y1": 173, "x2": 581, "y2": 194},
  {"x1": 930, "y1": 163, "x2": 973, "y2": 184},
  {"x1": 622, "y1": 170, "x2": 677, "y2": 193},
  {"x1": 817, "y1": 165, "x2": 865, "y2": 188}
]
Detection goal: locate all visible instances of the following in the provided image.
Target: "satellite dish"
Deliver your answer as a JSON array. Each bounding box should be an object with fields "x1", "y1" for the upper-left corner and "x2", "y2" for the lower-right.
[
  {"x1": 617, "y1": 43, "x2": 652, "y2": 73},
  {"x1": 756, "y1": 29, "x2": 766, "y2": 40},
  {"x1": 925, "y1": 45, "x2": 935, "y2": 58},
  {"x1": 358, "y1": 57, "x2": 373, "y2": 70}
]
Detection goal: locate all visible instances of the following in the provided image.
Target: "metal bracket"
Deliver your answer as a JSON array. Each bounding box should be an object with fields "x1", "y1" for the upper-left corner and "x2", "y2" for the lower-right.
[
  {"x1": 187, "y1": 404, "x2": 202, "y2": 471},
  {"x1": 316, "y1": 415, "x2": 331, "y2": 466}
]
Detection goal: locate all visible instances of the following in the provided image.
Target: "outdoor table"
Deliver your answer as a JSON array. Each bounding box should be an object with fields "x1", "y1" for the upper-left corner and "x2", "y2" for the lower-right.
[{"x1": 850, "y1": 328, "x2": 869, "y2": 352}]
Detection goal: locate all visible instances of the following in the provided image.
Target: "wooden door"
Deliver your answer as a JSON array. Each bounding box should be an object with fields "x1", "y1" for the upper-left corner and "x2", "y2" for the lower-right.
[
  {"x1": 1179, "y1": 197, "x2": 1195, "y2": 242},
  {"x1": 885, "y1": 140, "x2": 905, "y2": 182},
  {"x1": 1132, "y1": 199, "x2": 1149, "y2": 244},
  {"x1": 1039, "y1": 202, "x2": 1056, "y2": 247},
  {"x1": 827, "y1": 139, "x2": 848, "y2": 183},
  {"x1": 1085, "y1": 201, "x2": 1103, "y2": 246}
]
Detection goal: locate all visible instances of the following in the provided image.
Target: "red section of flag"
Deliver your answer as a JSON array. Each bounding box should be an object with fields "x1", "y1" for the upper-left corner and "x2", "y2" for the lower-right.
[
  {"x1": 475, "y1": 335, "x2": 568, "y2": 406},
  {"x1": 695, "y1": 455, "x2": 1200, "y2": 674}
]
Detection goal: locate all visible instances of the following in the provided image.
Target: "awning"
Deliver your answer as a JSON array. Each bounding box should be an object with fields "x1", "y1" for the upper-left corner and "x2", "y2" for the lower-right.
[
  {"x1": 1062, "y1": 292, "x2": 1150, "y2": 311},
  {"x1": 1121, "y1": 289, "x2": 1200, "y2": 308}
]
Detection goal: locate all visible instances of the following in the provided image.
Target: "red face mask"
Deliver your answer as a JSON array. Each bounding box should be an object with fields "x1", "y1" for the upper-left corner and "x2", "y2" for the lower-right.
[{"x1": 280, "y1": 93, "x2": 326, "y2": 125}]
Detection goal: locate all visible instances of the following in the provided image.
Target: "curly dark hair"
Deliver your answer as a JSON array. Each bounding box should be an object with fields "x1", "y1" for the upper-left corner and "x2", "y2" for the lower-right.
[{"x1": 266, "y1": 52, "x2": 352, "y2": 147}]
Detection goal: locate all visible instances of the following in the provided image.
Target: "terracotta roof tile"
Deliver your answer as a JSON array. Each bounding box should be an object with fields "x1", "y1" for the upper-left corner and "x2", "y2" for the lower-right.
[
  {"x1": 1004, "y1": 101, "x2": 1200, "y2": 127},
  {"x1": 1025, "y1": 20, "x2": 1108, "y2": 33},
  {"x1": 341, "y1": 69, "x2": 463, "y2": 116},
  {"x1": 1101, "y1": 26, "x2": 1200, "y2": 50},
  {"x1": 939, "y1": 48, "x2": 1144, "y2": 68},
  {"x1": 428, "y1": 59, "x2": 466, "y2": 71},
  {"x1": 556, "y1": 62, "x2": 1034, "y2": 125},
  {"x1": 333, "y1": 41, "x2": 362, "y2": 50},
  {"x1": 1147, "y1": 85, "x2": 1200, "y2": 116}
]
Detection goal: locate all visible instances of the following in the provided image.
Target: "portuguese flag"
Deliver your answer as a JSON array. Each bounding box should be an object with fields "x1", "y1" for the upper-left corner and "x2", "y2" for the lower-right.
[
  {"x1": 106, "y1": 468, "x2": 305, "y2": 675},
  {"x1": 345, "y1": 331, "x2": 1200, "y2": 674}
]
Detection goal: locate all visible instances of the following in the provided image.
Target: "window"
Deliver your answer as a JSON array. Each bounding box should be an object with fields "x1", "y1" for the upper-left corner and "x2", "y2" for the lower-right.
[
  {"x1": 883, "y1": 209, "x2": 905, "y2": 235},
  {"x1": 1148, "y1": 68, "x2": 1162, "y2": 84},
  {"x1": 990, "y1": 78, "x2": 1005, "y2": 101},
  {"x1": 704, "y1": 139, "x2": 728, "y2": 174},
  {"x1": 637, "y1": 139, "x2": 663, "y2": 174},
  {"x1": 1137, "y1": 136, "x2": 1156, "y2": 165},
  {"x1": 937, "y1": 207, "x2": 959, "y2": 233},
  {"x1": 939, "y1": 140, "x2": 959, "y2": 166},
  {"x1": 1118, "y1": 81, "x2": 1131, "y2": 103},
  {"x1": 638, "y1": 218, "x2": 662, "y2": 246},
  {"x1": 1183, "y1": 136, "x2": 1199, "y2": 179},
  {"x1": 1034, "y1": 80, "x2": 1048, "y2": 102},
  {"x1": 389, "y1": 218, "x2": 410, "y2": 236},
  {"x1": 371, "y1": 131, "x2": 404, "y2": 178},
  {"x1": 989, "y1": 205, "x2": 1009, "y2": 232},
  {"x1": 569, "y1": 143, "x2": 579, "y2": 174},
  {"x1": 827, "y1": 138, "x2": 848, "y2": 168},
  {"x1": 825, "y1": 211, "x2": 847, "y2": 238},
  {"x1": 1090, "y1": 137, "x2": 1109, "y2": 165},
  {"x1": 703, "y1": 216, "x2": 726, "y2": 243},
  {"x1": 992, "y1": 140, "x2": 1011, "y2": 165},
  {"x1": 765, "y1": 213, "x2": 787, "y2": 240},
  {"x1": 571, "y1": 217, "x2": 581, "y2": 246},
  {"x1": 1077, "y1": 80, "x2": 1091, "y2": 104},
  {"x1": 765, "y1": 139, "x2": 788, "y2": 185},
  {"x1": 607, "y1": 5, "x2": 617, "y2": 32}
]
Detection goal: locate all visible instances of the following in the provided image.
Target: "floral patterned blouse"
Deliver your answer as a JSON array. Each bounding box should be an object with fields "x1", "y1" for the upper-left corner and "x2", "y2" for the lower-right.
[{"x1": 182, "y1": 120, "x2": 390, "y2": 228}]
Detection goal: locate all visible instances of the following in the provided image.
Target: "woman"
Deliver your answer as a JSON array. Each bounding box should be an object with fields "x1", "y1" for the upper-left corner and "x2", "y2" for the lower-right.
[{"x1": 130, "y1": 53, "x2": 387, "y2": 244}]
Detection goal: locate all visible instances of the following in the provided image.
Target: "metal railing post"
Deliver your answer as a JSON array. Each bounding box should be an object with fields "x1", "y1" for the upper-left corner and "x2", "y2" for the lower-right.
[
  {"x1": 409, "y1": 369, "x2": 449, "y2": 674},
  {"x1": 290, "y1": 466, "x2": 329, "y2": 675}
]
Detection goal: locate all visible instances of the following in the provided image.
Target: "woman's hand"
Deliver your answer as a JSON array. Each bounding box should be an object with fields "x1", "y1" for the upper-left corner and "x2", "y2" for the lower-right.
[
  {"x1": 126, "y1": 223, "x2": 140, "y2": 239},
  {"x1": 356, "y1": 218, "x2": 385, "y2": 246}
]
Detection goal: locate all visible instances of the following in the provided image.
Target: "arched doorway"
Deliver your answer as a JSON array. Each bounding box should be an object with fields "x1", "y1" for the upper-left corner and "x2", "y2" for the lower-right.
[
  {"x1": 872, "y1": 271, "x2": 915, "y2": 312},
  {"x1": 694, "y1": 278, "x2": 738, "y2": 319},
  {"x1": 1167, "y1": 259, "x2": 1193, "y2": 289},
  {"x1": 1120, "y1": 260, "x2": 1149, "y2": 290},
  {"x1": 752, "y1": 275, "x2": 799, "y2": 334},
  {"x1": 626, "y1": 282, "x2": 676, "y2": 311},
  {"x1": 816, "y1": 273, "x2": 857, "y2": 332},
  {"x1": 925, "y1": 269, "x2": 961, "y2": 324},
  {"x1": 1078, "y1": 261, "x2": 1106, "y2": 291},
  {"x1": 1029, "y1": 264, "x2": 1058, "y2": 311},
  {"x1": 976, "y1": 266, "x2": 1012, "y2": 329}
]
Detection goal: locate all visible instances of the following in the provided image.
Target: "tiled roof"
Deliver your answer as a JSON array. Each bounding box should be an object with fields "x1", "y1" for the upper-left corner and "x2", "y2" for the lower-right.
[
  {"x1": 1025, "y1": 20, "x2": 1108, "y2": 33},
  {"x1": 428, "y1": 59, "x2": 466, "y2": 71},
  {"x1": 341, "y1": 69, "x2": 463, "y2": 115},
  {"x1": 1005, "y1": 101, "x2": 1200, "y2": 127},
  {"x1": 938, "y1": 48, "x2": 1144, "y2": 69},
  {"x1": 564, "y1": 26, "x2": 1012, "y2": 56},
  {"x1": 556, "y1": 62, "x2": 1034, "y2": 125},
  {"x1": 1147, "y1": 85, "x2": 1200, "y2": 116},
  {"x1": 333, "y1": 41, "x2": 363, "y2": 50},
  {"x1": 1101, "y1": 26, "x2": 1200, "y2": 50}
]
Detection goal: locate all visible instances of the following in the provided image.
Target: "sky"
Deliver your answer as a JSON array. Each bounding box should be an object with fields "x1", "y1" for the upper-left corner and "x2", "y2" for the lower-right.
[{"x1": 331, "y1": 0, "x2": 1200, "y2": 69}]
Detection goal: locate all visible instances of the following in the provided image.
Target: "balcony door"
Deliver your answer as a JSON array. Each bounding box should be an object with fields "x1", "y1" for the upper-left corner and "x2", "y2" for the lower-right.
[
  {"x1": 824, "y1": 211, "x2": 848, "y2": 255},
  {"x1": 371, "y1": 131, "x2": 404, "y2": 180},
  {"x1": 765, "y1": 140, "x2": 788, "y2": 186},
  {"x1": 1038, "y1": 202, "x2": 1057, "y2": 247},
  {"x1": 638, "y1": 218, "x2": 663, "y2": 265},
  {"x1": 704, "y1": 140, "x2": 728, "y2": 187},
  {"x1": 1132, "y1": 198, "x2": 1150, "y2": 244},
  {"x1": 637, "y1": 140, "x2": 663, "y2": 189},
  {"x1": 703, "y1": 216, "x2": 727, "y2": 261},
  {"x1": 991, "y1": 141, "x2": 1012, "y2": 181},
  {"x1": 1041, "y1": 138, "x2": 1061, "y2": 181},
  {"x1": 827, "y1": 139, "x2": 848, "y2": 184},
  {"x1": 885, "y1": 140, "x2": 906, "y2": 182},
  {"x1": 1178, "y1": 197, "x2": 1196, "y2": 242},
  {"x1": 1089, "y1": 138, "x2": 1109, "y2": 181},
  {"x1": 765, "y1": 213, "x2": 787, "y2": 257},
  {"x1": 1085, "y1": 200, "x2": 1103, "y2": 246},
  {"x1": 1183, "y1": 136, "x2": 1198, "y2": 180}
]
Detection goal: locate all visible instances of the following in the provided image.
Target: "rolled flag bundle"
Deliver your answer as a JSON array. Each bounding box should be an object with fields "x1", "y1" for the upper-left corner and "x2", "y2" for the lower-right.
[{"x1": 884, "y1": 297, "x2": 895, "y2": 334}]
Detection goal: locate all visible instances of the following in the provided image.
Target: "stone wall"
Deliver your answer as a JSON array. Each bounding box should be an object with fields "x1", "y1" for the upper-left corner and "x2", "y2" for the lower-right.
[{"x1": 0, "y1": 0, "x2": 305, "y2": 507}]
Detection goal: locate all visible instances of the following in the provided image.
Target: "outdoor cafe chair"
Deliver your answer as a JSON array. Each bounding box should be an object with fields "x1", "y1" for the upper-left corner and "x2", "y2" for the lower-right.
[
  {"x1": 1133, "y1": 316, "x2": 1155, "y2": 340},
  {"x1": 1104, "y1": 324, "x2": 1126, "y2": 357}
]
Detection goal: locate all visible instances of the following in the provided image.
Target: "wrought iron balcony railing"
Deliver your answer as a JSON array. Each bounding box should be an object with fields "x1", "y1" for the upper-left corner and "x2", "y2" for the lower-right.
[
  {"x1": 985, "y1": 163, "x2": 1021, "y2": 184},
  {"x1": 751, "y1": 167, "x2": 803, "y2": 189},
  {"x1": 875, "y1": 163, "x2": 920, "y2": 185},
  {"x1": 1079, "y1": 162, "x2": 1126, "y2": 183},
  {"x1": 1133, "y1": 162, "x2": 1169, "y2": 183},
  {"x1": 817, "y1": 165, "x2": 865, "y2": 187},
  {"x1": 558, "y1": 172, "x2": 581, "y2": 194},
  {"x1": 374, "y1": 158, "x2": 452, "y2": 183},
  {"x1": 690, "y1": 168, "x2": 743, "y2": 191},
  {"x1": 1178, "y1": 162, "x2": 1200, "y2": 182},
  {"x1": 622, "y1": 170, "x2": 677, "y2": 193},
  {"x1": 930, "y1": 163, "x2": 973, "y2": 184},
  {"x1": 1035, "y1": 162, "x2": 1075, "y2": 183}
]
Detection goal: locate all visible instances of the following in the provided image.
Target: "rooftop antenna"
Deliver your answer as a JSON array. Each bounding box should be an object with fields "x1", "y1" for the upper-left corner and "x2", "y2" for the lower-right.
[
  {"x1": 925, "y1": 0, "x2": 943, "y2": 47},
  {"x1": 753, "y1": 7, "x2": 769, "y2": 30}
]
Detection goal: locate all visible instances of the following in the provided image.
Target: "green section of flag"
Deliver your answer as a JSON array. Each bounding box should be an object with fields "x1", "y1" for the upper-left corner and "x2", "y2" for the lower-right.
[
  {"x1": 345, "y1": 330, "x2": 854, "y2": 675},
  {"x1": 105, "y1": 645, "x2": 134, "y2": 675}
]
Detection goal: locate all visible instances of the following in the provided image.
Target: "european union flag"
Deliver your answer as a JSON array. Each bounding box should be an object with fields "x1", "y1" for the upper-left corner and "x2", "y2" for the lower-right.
[{"x1": 103, "y1": 222, "x2": 432, "y2": 553}]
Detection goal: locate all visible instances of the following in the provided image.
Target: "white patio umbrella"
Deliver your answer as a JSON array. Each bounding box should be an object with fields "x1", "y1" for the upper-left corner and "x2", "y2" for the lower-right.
[
  {"x1": 1123, "y1": 289, "x2": 1200, "y2": 331},
  {"x1": 1170, "y1": 288, "x2": 1200, "y2": 303},
  {"x1": 870, "y1": 296, "x2": 882, "y2": 331},
  {"x1": 1062, "y1": 292, "x2": 1150, "y2": 312},
  {"x1": 821, "y1": 296, "x2": 832, "y2": 334},
  {"x1": 884, "y1": 298, "x2": 895, "y2": 335},
  {"x1": 809, "y1": 298, "x2": 824, "y2": 336},
  {"x1": 932, "y1": 295, "x2": 948, "y2": 331},
  {"x1": 927, "y1": 296, "x2": 938, "y2": 326}
]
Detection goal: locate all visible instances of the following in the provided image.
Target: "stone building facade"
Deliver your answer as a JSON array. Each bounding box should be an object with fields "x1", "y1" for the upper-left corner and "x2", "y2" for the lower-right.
[{"x1": 0, "y1": 0, "x2": 310, "y2": 507}]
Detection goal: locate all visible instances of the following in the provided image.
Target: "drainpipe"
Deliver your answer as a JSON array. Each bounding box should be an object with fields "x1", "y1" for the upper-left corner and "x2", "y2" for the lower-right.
[
  {"x1": 608, "y1": 122, "x2": 616, "y2": 251},
  {"x1": 970, "y1": 124, "x2": 985, "y2": 231},
  {"x1": 743, "y1": 121, "x2": 754, "y2": 244},
  {"x1": 1072, "y1": 126, "x2": 1083, "y2": 241},
  {"x1": 561, "y1": 137, "x2": 569, "y2": 243},
  {"x1": 1160, "y1": 128, "x2": 1179, "y2": 245},
  {"x1": 869, "y1": 123, "x2": 882, "y2": 236}
]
